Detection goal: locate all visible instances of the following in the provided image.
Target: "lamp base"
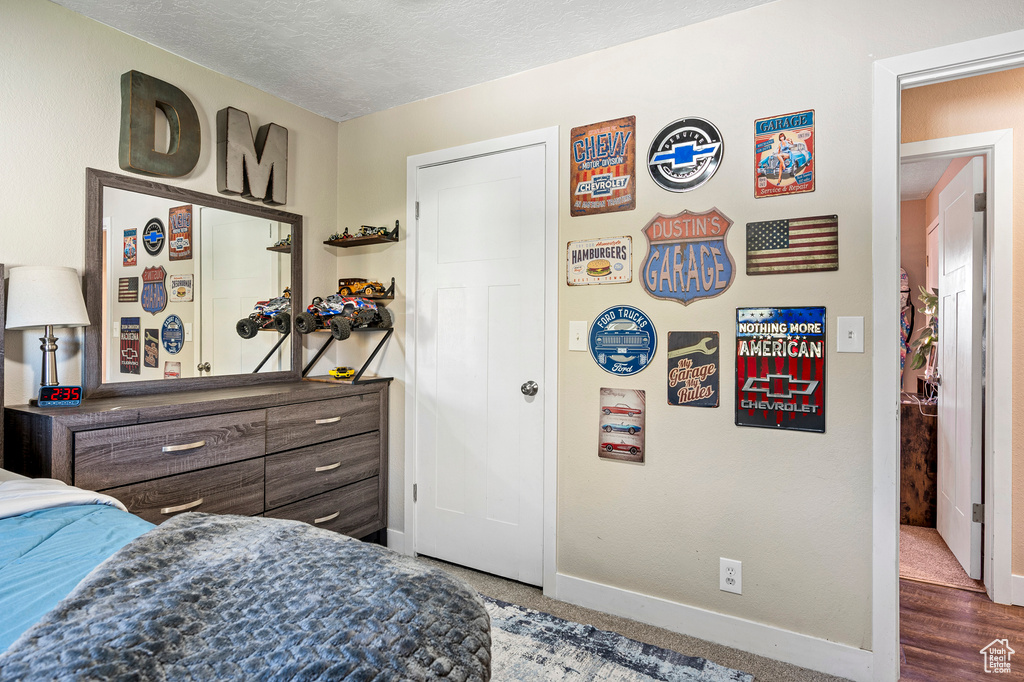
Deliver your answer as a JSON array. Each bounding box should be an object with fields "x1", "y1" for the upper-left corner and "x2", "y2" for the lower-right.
[{"x1": 39, "y1": 325, "x2": 60, "y2": 388}]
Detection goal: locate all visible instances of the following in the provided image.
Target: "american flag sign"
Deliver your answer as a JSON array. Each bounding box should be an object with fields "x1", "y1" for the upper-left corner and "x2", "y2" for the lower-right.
[{"x1": 745, "y1": 214, "x2": 838, "y2": 275}]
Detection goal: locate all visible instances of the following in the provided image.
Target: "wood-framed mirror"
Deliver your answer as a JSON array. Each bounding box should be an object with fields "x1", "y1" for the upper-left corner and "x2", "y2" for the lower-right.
[{"x1": 85, "y1": 168, "x2": 302, "y2": 398}]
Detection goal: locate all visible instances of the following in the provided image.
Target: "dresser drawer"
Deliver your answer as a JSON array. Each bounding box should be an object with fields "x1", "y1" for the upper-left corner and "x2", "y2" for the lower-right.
[
  {"x1": 266, "y1": 394, "x2": 379, "y2": 453},
  {"x1": 103, "y1": 458, "x2": 264, "y2": 525},
  {"x1": 265, "y1": 476, "x2": 380, "y2": 537},
  {"x1": 75, "y1": 410, "x2": 266, "y2": 490},
  {"x1": 265, "y1": 432, "x2": 380, "y2": 509}
]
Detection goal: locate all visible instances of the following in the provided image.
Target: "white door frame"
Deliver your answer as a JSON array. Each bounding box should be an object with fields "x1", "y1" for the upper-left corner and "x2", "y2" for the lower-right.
[
  {"x1": 873, "y1": 32, "x2": 1022, "y2": 681},
  {"x1": 902, "y1": 136, "x2": 1010, "y2": 591},
  {"x1": 404, "y1": 127, "x2": 560, "y2": 596}
]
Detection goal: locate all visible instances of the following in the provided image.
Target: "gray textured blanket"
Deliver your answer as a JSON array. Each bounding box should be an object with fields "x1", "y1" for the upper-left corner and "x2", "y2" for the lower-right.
[{"x1": 0, "y1": 513, "x2": 491, "y2": 681}]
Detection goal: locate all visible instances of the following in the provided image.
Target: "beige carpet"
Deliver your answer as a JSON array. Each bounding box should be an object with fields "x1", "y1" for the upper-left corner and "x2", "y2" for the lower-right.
[
  {"x1": 899, "y1": 524, "x2": 986, "y2": 593},
  {"x1": 417, "y1": 555, "x2": 851, "y2": 682}
]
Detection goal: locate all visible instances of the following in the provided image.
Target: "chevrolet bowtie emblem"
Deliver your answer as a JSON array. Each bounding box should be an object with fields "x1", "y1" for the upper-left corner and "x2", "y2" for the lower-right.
[{"x1": 742, "y1": 374, "x2": 818, "y2": 399}]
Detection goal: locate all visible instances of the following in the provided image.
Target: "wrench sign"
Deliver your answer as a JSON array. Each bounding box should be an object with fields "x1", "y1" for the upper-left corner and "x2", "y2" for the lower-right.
[{"x1": 667, "y1": 331, "x2": 719, "y2": 407}]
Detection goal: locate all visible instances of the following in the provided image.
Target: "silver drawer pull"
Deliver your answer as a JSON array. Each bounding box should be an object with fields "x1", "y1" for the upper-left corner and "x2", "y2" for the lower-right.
[
  {"x1": 315, "y1": 461, "x2": 342, "y2": 472},
  {"x1": 313, "y1": 511, "x2": 340, "y2": 524},
  {"x1": 162, "y1": 440, "x2": 206, "y2": 453},
  {"x1": 160, "y1": 498, "x2": 204, "y2": 515},
  {"x1": 315, "y1": 416, "x2": 342, "y2": 425}
]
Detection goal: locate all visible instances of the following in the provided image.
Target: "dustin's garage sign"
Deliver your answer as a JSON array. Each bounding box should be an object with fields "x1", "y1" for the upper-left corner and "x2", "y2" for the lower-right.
[
  {"x1": 640, "y1": 208, "x2": 735, "y2": 306},
  {"x1": 735, "y1": 306, "x2": 825, "y2": 433}
]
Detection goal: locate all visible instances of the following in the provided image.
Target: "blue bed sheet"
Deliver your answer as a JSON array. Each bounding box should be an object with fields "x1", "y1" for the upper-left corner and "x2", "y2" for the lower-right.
[{"x1": 0, "y1": 504, "x2": 153, "y2": 652}]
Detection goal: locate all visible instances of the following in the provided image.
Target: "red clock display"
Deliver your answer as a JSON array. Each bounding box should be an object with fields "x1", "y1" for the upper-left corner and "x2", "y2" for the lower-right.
[{"x1": 38, "y1": 385, "x2": 83, "y2": 406}]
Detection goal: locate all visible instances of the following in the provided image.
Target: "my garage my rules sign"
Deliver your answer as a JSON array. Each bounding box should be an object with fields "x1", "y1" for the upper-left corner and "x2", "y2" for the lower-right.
[{"x1": 735, "y1": 307, "x2": 826, "y2": 433}]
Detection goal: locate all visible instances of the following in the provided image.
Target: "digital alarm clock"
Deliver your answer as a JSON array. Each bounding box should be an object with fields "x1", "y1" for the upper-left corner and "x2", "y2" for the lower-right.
[{"x1": 37, "y1": 385, "x2": 83, "y2": 407}]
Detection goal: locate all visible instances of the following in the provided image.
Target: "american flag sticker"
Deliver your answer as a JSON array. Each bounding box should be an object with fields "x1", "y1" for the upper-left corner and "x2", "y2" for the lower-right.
[{"x1": 745, "y1": 214, "x2": 838, "y2": 275}]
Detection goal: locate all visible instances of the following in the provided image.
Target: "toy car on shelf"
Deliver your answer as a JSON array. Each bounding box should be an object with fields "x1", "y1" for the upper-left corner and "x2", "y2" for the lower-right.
[
  {"x1": 329, "y1": 366, "x2": 355, "y2": 380},
  {"x1": 601, "y1": 422, "x2": 641, "y2": 435},
  {"x1": 337, "y1": 277, "x2": 386, "y2": 296},
  {"x1": 601, "y1": 403, "x2": 642, "y2": 417},
  {"x1": 329, "y1": 228, "x2": 353, "y2": 241},
  {"x1": 271, "y1": 234, "x2": 292, "y2": 248},
  {"x1": 236, "y1": 288, "x2": 291, "y2": 338},
  {"x1": 294, "y1": 294, "x2": 392, "y2": 340},
  {"x1": 601, "y1": 440, "x2": 641, "y2": 456},
  {"x1": 356, "y1": 225, "x2": 389, "y2": 238}
]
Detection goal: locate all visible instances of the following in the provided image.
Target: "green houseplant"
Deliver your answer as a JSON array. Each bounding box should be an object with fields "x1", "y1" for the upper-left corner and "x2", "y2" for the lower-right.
[{"x1": 908, "y1": 286, "x2": 938, "y2": 376}]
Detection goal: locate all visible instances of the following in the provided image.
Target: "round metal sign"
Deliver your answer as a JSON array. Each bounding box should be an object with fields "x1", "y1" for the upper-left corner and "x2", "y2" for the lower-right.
[
  {"x1": 161, "y1": 314, "x2": 184, "y2": 355},
  {"x1": 589, "y1": 305, "x2": 657, "y2": 376},
  {"x1": 646, "y1": 117, "x2": 723, "y2": 193},
  {"x1": 142, "y1": 217, "x2": 165, "y2": 256}
]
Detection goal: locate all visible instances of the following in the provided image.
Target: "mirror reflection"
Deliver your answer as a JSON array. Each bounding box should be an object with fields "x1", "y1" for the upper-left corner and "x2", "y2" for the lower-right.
[{"x1": 100, "y1": 186, "x2": 292, "y2": 383}]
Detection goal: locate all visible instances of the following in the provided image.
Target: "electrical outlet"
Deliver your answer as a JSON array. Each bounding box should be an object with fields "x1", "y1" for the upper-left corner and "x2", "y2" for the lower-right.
[
  {"x1": 569, "y1": 321, "x2": 588, "y2": 352},
  {"x1": 720, "y1": 558, "x2": 742, "y2": 595}
]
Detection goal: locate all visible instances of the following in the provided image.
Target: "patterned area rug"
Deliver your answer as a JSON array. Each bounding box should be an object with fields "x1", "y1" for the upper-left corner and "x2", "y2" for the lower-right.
[{"x1": 485, "y1": 597, "x2": 753, "y2": 681}]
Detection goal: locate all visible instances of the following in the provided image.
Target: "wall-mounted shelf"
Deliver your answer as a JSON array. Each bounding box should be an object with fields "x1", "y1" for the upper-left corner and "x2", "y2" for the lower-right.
[
  {"x1": 266, "y1": 244, "x2": 291, "y2": 254},
  {"x1": 324, "y1": 221, "x2": 399, "y2": 248},
  {"x1": 302, "y1": 327, "x2": 393, "y2": 385}
]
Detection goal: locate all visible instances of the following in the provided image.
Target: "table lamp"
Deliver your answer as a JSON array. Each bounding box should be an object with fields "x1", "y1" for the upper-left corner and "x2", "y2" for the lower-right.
[{"x1": 6, "y1": 265, "x2": 91, "y2": 388}]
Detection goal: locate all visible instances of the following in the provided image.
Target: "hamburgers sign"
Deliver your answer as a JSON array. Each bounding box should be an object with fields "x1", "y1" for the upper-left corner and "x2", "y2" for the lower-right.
[{"x1": 567, "y1": 236, "x2": 632, "y2": 286}]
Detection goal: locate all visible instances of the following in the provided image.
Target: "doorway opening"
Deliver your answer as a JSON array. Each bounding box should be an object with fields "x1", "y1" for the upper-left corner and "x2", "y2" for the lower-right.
[{"x1": 898, "y1": 150, "x2": 987, "y2": 596}]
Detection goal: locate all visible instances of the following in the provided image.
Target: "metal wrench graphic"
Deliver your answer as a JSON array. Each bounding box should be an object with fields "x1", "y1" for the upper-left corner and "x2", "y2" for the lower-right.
[{"x1": 666, "y1": 336, "x2": 716, "y2": 359}]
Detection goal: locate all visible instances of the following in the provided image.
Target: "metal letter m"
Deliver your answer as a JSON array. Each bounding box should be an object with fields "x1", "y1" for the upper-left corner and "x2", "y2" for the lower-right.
[{"x1": 217, "y1": 106, "x2": 288, "y2": 205}]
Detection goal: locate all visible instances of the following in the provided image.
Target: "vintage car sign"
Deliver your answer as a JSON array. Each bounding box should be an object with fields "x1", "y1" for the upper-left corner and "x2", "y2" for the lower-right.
[
  {"x1": 168, "y1": 205, "x2": 193, "y2": 261},
  {"x1": 754, "y1": 109, "x2": 815, "y2": 198},
  {"x1": 570, "y1": 116, "x2": 636, "y2": 216},
  {"x1": 123, "y1": 228, "x2": 137, "y2": 267},
  {"x1": 667, "y1": 331, "x2": 719, "y2": 407},
  {"x1": 647, "y1": 117, "x2": 723, "y2": 193},
  {"x1": 141, "y1": 265, "x2": 167, "y2": 314},
  {"x1": 119, "y1": 317, "x2": 140, "y2": 374},
  {"x1": 161, "y1": 314, "x2": 184, "y2": 354},
  {"x1": 640, "y1": 208, "x2": 735, "y2": 306},
  {"x1": 735, "y1": 306, "x2": 826, "y2": 433},
  {"x1": 588, "y1": 305, "x2": 656, "y2": 376},
  {"x1": 567, "y1": 236, "x2": 632, "y2": 285},
  {"x1": 598, "y1": 388, "x2": 645, "y2": 463},
  {"x1": 142, "y1": 217, "x2": 165, "y2": 256}
]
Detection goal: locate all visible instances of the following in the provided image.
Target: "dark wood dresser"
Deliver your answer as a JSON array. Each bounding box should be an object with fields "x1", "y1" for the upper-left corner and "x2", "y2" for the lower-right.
[{"x1": 3, "y1": 380, "x2": 389, "y2": 541}]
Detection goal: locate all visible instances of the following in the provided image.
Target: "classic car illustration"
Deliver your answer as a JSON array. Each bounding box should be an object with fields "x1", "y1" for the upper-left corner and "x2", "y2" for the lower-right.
[
  {"x1": 337, "y1": 277, "x2": 386, "y2": 296},
  {"x1": 757, "y1": 142, "x2": 812, "y2": 178},
  {"x1": 601, "y1": 440, "x2": 641, "y2": 456},
  {"x1": 294, "y1": 294, "x2": 392, "y2": 340},
  {"x1": 601, "y1": 422, "x2": 642, "y2": 435},
  {"x1": 329, "y1": 366, "x2": 356, "y2": 379},
  {"x1": 602, "y1": 402, "x2": 642, "y2": 417},
  {"x1": 236, "y1": 287, "x2": 292, "y2": 338}
]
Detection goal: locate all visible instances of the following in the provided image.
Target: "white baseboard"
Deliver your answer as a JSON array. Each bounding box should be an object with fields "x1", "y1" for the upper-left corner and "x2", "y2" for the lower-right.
[
  {"x1": 1011, "y1": 574, "x2": 1024, "y2": 606},
  {"x1": 554, "y1": 573, "x2": 874, "y2": 682},
  {"x1": 387, "y1": 528, "x2": 408, "y2": 554}
]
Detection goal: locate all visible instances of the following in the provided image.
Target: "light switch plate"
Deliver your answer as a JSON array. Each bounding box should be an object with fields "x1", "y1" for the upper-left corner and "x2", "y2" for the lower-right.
[
  {"x1": 837, "y1": 316, "x2": 864, "y2": 353},
  {"x1": 569, "y1": 321, "x2": 588, "y2": 352},
  {"x1": 184, "y1": 322, "x2": 193, "y2": 342}
]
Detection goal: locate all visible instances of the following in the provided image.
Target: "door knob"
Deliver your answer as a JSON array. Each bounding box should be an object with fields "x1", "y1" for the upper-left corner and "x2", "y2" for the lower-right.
[
  {"x1": 197, "y1": 362, "x2": 211, "y2": 372},
  {"x1": 521, "y1": 381, "x2": 538, "y2": 396}
]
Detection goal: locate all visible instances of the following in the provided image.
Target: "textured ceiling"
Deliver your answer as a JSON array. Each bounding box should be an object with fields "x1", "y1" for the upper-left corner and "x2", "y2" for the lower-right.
[
  {"x1": 53, "y1": 0, "x2": 774, "y2": 121},
  {"x1": 900, "y1": 158, "x2": 954, "y2": 201}
]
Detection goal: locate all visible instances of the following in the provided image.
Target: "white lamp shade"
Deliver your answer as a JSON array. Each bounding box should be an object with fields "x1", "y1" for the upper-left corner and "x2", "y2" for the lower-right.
[{"x1": 6, "y1": 266, "x2": 91, "y2": 330}]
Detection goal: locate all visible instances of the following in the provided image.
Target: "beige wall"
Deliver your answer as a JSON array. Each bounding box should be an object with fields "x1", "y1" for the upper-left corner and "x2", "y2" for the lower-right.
[
  {"x1": 900, "y1": 199, "x2": 926, "y2": 392},
  {"x1": 334, "y1": 0, "x2": 1024, "y2": 650},
  {"x1": 0, "y1": 0, "x2": 340, "y2": 407},
  {"x1": 902, "y1": 67, "x2": 1024, "y2": 573}
]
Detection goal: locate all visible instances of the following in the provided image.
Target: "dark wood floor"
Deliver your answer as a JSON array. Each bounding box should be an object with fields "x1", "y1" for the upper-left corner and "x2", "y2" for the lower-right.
[{"x1": 900, "y1": 579, "x2": 1024, "y2": 680}]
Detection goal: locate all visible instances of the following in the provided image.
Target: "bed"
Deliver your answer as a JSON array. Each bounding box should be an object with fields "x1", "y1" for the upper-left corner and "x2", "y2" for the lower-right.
[{"x1": 0, "y1": 469, "x2": 491, "y2": 680}]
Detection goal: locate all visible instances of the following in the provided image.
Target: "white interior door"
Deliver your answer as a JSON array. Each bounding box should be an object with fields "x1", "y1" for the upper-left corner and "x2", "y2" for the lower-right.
[
  {"x1": 936, "y1": 157, "x2": 984, "y2": 579},
  {"x1": 199, "y1": 209, "x2": 285, "y2": 376},
  {"x1": 414, "y1": 144, "x2": 546, "y2": 586}
]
